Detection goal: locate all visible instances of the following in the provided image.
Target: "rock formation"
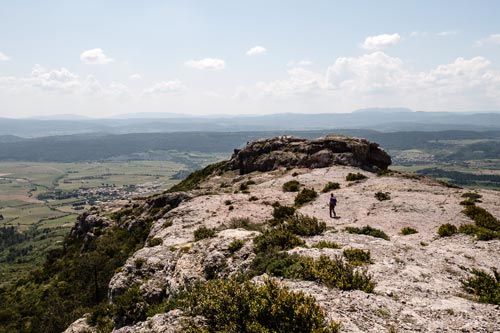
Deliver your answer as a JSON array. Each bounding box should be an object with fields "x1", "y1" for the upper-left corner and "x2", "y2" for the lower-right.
[
  {"x1": 63, "y1": 135, "x2": 500, "y2": 333},
  {"x1": 228, "y1": 135, "x2": 391, "y2": 174}
]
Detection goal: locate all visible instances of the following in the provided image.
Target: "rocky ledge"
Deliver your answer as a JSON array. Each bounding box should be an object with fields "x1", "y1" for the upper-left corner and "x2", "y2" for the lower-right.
[{"x1": 228, "y1": 135, "x2": 391, "y2": 174}]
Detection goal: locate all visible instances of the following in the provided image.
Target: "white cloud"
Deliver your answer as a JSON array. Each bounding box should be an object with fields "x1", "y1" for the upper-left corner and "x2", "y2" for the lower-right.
[
  {"x1": 80, "y1": 48, "x2": 114, "y2": 65},
  {"x1": 436, "y1": 30, "x2": 458, "y2": 37},
  {"x1": 362, "y1": 33, "x2": 401, "y2": 50},
  {"x1": 410, "y1": 31, "x2": 428, "y2": 37},
  {"x1": 185, "y1": 58, "x2": 225, "y2": 70},
  {"x1": 287, "y1": 60, "x2": 313, "y2": 67},
  {"x1": 249, "y1": 52, "x2": 500, "y2": 111},
  {"x1": 0, "y1": 52, "x2": 10, "y2": 61},
  {"x1": 246, "y1": 46, "x2": 267, "y2": 56},
  {"x1": 129, "y1": 74, "x2": 142, "y2": 81},
  {"x1": 476, "y1": 34, "x2": 500, "y2": 46},
  {"x1": 143, "y1": 80, "x2": 187, "y2": 95},
  {"x1": 30, "y1": 65, "x2": 82, "y2": 93}
]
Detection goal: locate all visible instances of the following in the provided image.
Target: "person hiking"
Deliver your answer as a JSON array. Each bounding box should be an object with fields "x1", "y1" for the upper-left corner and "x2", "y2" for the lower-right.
[{"x1": 329, "y1": 193, "x2": 337, "y2": 218}]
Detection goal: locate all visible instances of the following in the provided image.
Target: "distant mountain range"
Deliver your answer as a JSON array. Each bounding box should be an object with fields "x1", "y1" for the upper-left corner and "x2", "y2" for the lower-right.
[{"x1": 2, "y1": 108, "x2": 500, "y2": 137}]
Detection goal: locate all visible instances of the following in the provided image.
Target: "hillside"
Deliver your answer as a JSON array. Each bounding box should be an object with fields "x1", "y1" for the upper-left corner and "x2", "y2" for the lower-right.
[{"x1": 2, "y1": 135, "x2": 499, "y2": 333}]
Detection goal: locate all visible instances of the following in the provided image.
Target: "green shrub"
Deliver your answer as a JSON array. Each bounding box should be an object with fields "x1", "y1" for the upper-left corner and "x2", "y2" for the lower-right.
[
  {"x1": 239, "y1": 183, "x2": 249, "y2": 191},
  {"x1": 306, "y1": 255, "x2": 375, "y2": 292},
  {"x1": 180, "y1": 278, "x2": 341, "y2": 333},
  {"x1": 249, "y1": 195, "x2": 259, "y2": 201},
  {"x1": 460, "y1": 199, "x2": 476, "y2": 206},
  {"x1": 375, "y1": 191, "x2": 391, "y2": 201},
  {"x1": 147, "y1": 237, "x2": 163, "y2": 247},
  {"x1": 377, "y1": 169, "x2": 396, "y2": 176},
  {"x1": 224, "y1": 199, "x2": 232, "y2": 205},
  {"x1": 253, "y1": 227, "x2": 305, "y2": 253},
  {"x1": 272, "y1": 203, "x2": 296, "y2": 221},
  {"x1": 169, "y1": 161, "x2": 228, "y2": 192},
  {"x1": 283, "y1": 180, "x2": 301, "y2": 192},
  {"x1": 438, "y1": 223, "x2": 457, "y2": 237},
  {"x1": 462, "y1": 268, "x2": 500, "y2": 305},
  {"x1": 294, "y1": 188, "x2": 318, "y2": 206},
  {"x1": 228, "y1": 217, "x2": 261, "y2": 231},
  {"x1": 345, "y1": 225, "x2": 390, "y2": 240},
  {"x1": 194, "y1": 226, "x2": 216, "y2": 241},
  {"x1": 462, "y1": 205, "x2": 500, "y2": 231},
  {"x1": 311, "y1": 240, "x2": 340, "y2": 249},
  {"x1": 401, "y1": 227, "x2": 418, "y2": 235},
  {"x1": 321, "y1": 182, "x2": 340, "y2": 193},
  {"x1": 346, "y1": 172, "x2": 367, "y2": 181},
  {"x1": 163, "y1": 220, "x2": 173, "y2": 228},
  {"x1": 112, "y1": 286, "x2": 148, "y2": 326},
  {"x1": 286, "y1": 214, "x2": 327, "y2": 236},
  {"x1": 458, "y1": 223, "x2": 478, "y2": 235},
  {"x1": 461, "y1": 192, "x2": 482, "y2": 202},
  {"x1": 246, "y1": 180, "x2": 256, "y2": 185},
  {"x1": 292, "y1": 172, "x2": 299, "y2": 177},
  {"x1": 343, "y1": 248, "x2": 371, "y2": 265},
  {"x1": 227, "y1": 239, "x2": 244, "y2": 253},
  {"x1": 228, "y1": 205, "x2": 234, "y2": 211}
]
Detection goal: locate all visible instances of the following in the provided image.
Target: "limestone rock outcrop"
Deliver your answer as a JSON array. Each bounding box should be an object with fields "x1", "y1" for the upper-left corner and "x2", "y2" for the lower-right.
[{"x1": 228, "y1": 135, "x2": 391, "y2": 174}]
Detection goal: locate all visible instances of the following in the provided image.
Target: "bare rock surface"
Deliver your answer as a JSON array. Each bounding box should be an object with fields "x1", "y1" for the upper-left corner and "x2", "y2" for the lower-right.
[
  {"x1": 228, "y1": 135, "x2": 392, "y2": 174},
  {"x1": 66, "y1": 136, "x2": 500, "y2": 333}
]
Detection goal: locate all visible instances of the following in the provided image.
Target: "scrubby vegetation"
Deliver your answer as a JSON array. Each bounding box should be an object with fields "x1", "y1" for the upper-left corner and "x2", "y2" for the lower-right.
[
  {"x1": 343, "y1": 248, "x2": 371, "y2": 266},
  {"x1": 462, "y1": 268, "x2": 500, "y2": 305},
  {"x1": 321, "y1": 182, "x2": 340, "y2": 193},
  {"x1": 345, "y1": 225, "x2": 390, "y2": 240},
  {"x1": 253, "y1": 227, "x2": 305, "y2": 254},
  {"x1": 375, "y1": 191, "x2": 391, "y2": 201},
  {"x1": 147, "y1": 237, "x2": 163, "y2": 247},
  {"x1": 438, "y1": 223, "x2": 458, "y2": 237},
  {"x1": 228, "y1": 217, "x2": 261, "y2": 231},
  {"x1": 346, "y1": 172, "x2": 367, "y2": 181},
  {"x1": 311, "y1": 240, "x2": 340, "y2": 249},
  {"x1": 0, "y1": 208, "x2": 155, "y2": 333},
  {"x1": 285, "y1": 214, "x2": 327, "y2": 236},
  {"x1": 458, "y1": 203, "x2": 500, "y2": 240},
  {"x1": 169, "y1": 160, "x2": 227, "y2": 192},
  {"x1": 227, "y1": 239, "x2": 245, "y2": 253},
  {"x1": 294, "y1": 188, "x2": 318, "y2": 206},
  {"x1": 400, "y1": 227, "x2": 418, "y2": 235},
  {"x1": 180, "y1": 278, "x2": 341, "y2": 332},
  {"x1": 272, "y1": 203, "x2": 296, "y2": 221},
  {"x1": 194, "y1": 226, "x2": 217, "y2": 241},
  {"x1": 283, "y1": 180, "x2": 301, "y2": 192}
]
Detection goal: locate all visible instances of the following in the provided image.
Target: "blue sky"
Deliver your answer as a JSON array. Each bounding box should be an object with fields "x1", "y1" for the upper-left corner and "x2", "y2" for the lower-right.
[{"x1": 1, "y1": 0, "x2": 500, "y2": 117}]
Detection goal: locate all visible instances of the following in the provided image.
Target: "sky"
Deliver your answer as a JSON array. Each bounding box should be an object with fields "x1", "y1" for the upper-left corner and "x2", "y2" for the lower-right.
[{"x1": 1, "y1": 0, "x2": 500, "y2": 118}]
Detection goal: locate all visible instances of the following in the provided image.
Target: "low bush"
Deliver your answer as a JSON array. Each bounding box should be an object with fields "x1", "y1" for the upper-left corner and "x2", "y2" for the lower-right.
[
  {"x1": 147, "y1": 237, "x2": 163, "y2": 247},
  {"x1": 401, "y1": 227, "x2": 418, "y2": 235},
  {"x1": 461, "y1": 192, "x2": 482, "y2": 202},
  {"x1": 224, "y1": 199, "x2": 232, "y2": 205},
  {"x1": 163, "y1": 220, "x2": 173, "y2": 228},
  {"x1": 239, "y1": 183, "x2": 249, "y2": 191},
  {"x1": 460, "y1": 199, "x2": 476, "y2": 206},
  {"x1": 345, "y1": 225, "x2": 390, "y2": 240},
  {"x1": 438, "y1": 223, "x2": 457, "y2": 237},
  {"x1": 272, "y1": 203, "x2": 296, "y2": 221},
  {"x1": 343, "y1": 248, "x2": 371, "y2": 265},
  {"x1": 311, "y1": 240, "x2": 340, "y2": 249},
  {"x1": 321, "y1": 182, "x2": 340, "y2": 193},
  {"x1": 294, "y1": 188, "x2": 318, "y2": 206},
  {"x1": 462, "y1": 205, "x2": 500, "y2": 232},
  {"x1": 462, "y1": 268, "x2": 500, "y2": 305},
  {"x1": 282, "y1": 180, "x2": 301, "y2": 192},
  {"x1": 375, "y1": 191, "x2": 391, "y2": 201},
  {"x1": 286, "y1": 214, "x2": 326, "y2": 236},
  {"x1": 227, "y1": 239, "x2": 244, "y2": 253},
  {"x1": 249, "y1": 196, "x2": 259, "y2": 201},
  {"x1": 346, "y1": 172, "x2": 367, "y2": 181},
  {"x1": 194, "y1": 226, "x2": 216, "y2": 241},
  {"x1": 228, "y1": 217, "x2": 261, "y2": 231},
  {"x1": 181, "y1": 278, "x2": 341, "y2": 333},
  {"x1": 253, "y1": 227, "x2": 305, "y2": 253}
]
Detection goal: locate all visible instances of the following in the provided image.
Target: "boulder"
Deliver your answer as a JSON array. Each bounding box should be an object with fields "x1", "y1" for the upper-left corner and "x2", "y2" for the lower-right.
[{"x1": 228, "y1": 135, "x2": 391, "y2": 174}]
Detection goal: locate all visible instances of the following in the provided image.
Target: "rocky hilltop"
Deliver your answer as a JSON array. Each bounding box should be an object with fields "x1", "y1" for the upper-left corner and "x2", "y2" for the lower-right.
[
  {"x1": 63, "y1": 135, "x2": 500, "y2": 333},
  {"x1": 228, "y1": 135, "x2": 392, "y2": 174}
]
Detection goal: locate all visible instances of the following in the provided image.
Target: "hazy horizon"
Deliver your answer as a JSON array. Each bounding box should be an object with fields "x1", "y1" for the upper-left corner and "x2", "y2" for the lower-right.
[{"x1": 1, "y1": 1, "x2": 500, "y2": 118}]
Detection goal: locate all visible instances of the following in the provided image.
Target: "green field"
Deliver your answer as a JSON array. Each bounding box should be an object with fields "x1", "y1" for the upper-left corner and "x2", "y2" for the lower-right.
[{"x1": 0, "y1": 155, "x2": 226, "y2": 286}]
